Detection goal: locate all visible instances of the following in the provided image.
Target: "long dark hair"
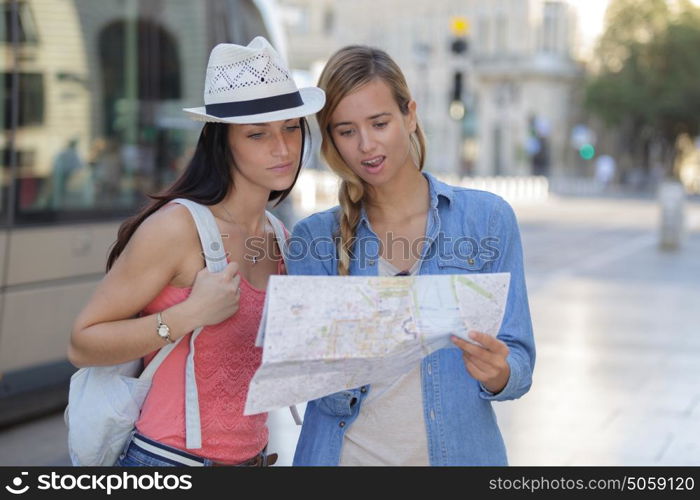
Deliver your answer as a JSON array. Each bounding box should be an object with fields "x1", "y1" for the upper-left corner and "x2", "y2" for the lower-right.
[{"x1": 106, "y1": 119, "x2": 309, "y2": 271}]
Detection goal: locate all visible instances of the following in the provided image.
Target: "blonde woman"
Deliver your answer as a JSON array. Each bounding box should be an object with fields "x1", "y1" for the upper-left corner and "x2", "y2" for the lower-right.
[{"x1": 286, "y1": 46, "x2": 534, "y2": 466}]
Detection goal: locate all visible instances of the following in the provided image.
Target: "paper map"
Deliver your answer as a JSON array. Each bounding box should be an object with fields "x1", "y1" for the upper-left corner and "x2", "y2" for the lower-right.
[{"x1": 244, "y1": 273, "x2": 510, "y2": 415}]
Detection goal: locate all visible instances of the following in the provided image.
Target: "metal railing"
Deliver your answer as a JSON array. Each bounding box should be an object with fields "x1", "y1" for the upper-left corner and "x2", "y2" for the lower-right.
[{"x1": 290, "y1": 170, "x2": 551, "y2": 217}]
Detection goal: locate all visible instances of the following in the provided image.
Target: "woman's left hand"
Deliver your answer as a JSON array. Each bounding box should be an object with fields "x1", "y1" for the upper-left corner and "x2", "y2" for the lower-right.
[{"x1": 451, "y1": 331, "x2": 510, "y2": 394}]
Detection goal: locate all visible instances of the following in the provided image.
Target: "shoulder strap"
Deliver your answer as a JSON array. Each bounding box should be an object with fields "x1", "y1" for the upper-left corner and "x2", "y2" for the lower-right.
[
  {"x1": 265, "y1": 210, "x2": 288, "y2": 265},
  {"x1": 139, "y1": 334, "x2": 186, "y2": 380},
  {"x1": 173, "y1": 199, "x2": 228, "y2": 273},
  {"x1": 264, "y1": 211, "x2": 303, "y2": 425},
  {"x1": 138, "y1": 197, "x2": 223, "y2": 381},
  {"x1": 149, "y1": 198, "x2": 228, "y2": 449}
]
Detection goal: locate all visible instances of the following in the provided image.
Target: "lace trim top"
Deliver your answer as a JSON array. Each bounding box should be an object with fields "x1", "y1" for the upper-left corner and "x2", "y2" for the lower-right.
[{"x1": 135, "y1": 260, "x2": 282, "y2": 464}]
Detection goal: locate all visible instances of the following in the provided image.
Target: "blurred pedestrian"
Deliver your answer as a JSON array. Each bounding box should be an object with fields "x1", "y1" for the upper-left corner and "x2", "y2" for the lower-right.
[
  {"x1": 50, "y1": 138, "x2": 83, "y2": 209},
  {"x1": 89, "y1": 138, "x2": 122, "y2": 206},
  {"x1": 595, "y1": 154, "x2": 616, "y2": 191},
  {"x1": 287, "y1": 45, "x2": 535, "y2": 465},
  {"x1": 68, "y1": 37, "x2": 324, "y2": 467}
]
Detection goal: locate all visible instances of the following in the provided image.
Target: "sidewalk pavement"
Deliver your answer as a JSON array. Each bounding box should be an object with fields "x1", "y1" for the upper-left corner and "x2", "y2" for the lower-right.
[{"x1": 496, "y1": 196, "x2": 700, "y2": 465}]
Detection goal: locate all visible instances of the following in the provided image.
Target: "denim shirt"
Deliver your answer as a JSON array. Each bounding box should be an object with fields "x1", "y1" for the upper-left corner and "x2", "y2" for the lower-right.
[{"x1": 285, "y1": 172, "x2": 535, "y2": 466}]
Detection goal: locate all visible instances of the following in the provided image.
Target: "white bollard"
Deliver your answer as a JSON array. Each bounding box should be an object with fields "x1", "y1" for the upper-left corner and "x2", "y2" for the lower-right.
[{"x1": 658, "y1": 180, "x2": 685, "y2": 251}]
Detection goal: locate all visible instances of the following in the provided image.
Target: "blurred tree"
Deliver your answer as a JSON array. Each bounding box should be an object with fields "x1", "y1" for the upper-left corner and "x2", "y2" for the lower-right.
[{"x1": 585, "y1": 0, "x2": 700, "y2": 181}]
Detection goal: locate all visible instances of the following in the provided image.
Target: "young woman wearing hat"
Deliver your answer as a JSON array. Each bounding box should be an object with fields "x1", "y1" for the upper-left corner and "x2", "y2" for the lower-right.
[
  {"x1": 286, "y1": 46, "x2": 534, "y2": 466},
  {"x1": 68, "y1": 37, "x2": 324, "y2": 467}
]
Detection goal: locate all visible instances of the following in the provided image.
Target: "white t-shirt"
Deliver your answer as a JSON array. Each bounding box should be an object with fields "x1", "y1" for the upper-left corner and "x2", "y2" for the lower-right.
[{"x1": 339, "y1": 257, "x2": 430, "y2": 466}]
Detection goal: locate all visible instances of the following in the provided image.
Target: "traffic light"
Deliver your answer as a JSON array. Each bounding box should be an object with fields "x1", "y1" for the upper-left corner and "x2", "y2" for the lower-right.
[
  {"x1": 449, "y1": 16, "x2": 469, "y2": 55},
  {"x1": 451, "y1": 37, "x2": 468, "y2": 55},
  {"x1": 570, "y1": 124, "x2": 597, "y2": 160},
  {"x1": 452, "y1": 71, "x2": 463, "y2": 102},
  {"x1": 449, "y1": 17, "x2": 469, "y2": 120},
  {"x1": 450, "y1": 17, "x2": 469, "y2": 36},
  {"x1": 450, "y1": 71, "x2": 466, "y2": 121},
  {"x1": 449, "y1": 71, "x2": 465, "y2": 120},
  {"x1": 578, "y1": 143, "x2": 595, "y2": 160}
]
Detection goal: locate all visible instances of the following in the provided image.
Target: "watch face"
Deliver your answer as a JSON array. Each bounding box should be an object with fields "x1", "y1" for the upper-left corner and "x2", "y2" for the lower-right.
[{"x1": 158, "y1": 324, "x2": 170, "y2": 338}]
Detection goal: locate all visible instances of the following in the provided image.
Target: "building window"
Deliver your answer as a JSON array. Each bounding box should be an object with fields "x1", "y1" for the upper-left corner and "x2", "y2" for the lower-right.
[
  {"x1": 1, "y1": 1, "x2": 38, "y2": 43},
  {"x1": 2, "y1": 72, "x2": 44, "y2": 129},
  {"x1": 477, "y1": 17, "x2": 490, "y2": 55},
  {"x1": 493, "y1": 125, "x2": 504, "y2": 175},
  {"x1": 540, "y1": 1, "x2": 563, "y2": 54},
  {"x1": 323, "y1": 7, "x2": 334, "y2": 35},
  {"x1": 0, "y1": 147, "x2": 34, "y2": 168},
  {"x1": 99, "y1": 20, "x2": 181, "y2": 139},
  {"x1": 99, "y1": 20, "x2": 181, "y2": 104},
  {"x1": 495, "y1": 14, "x2": 507, "y2": 54}
]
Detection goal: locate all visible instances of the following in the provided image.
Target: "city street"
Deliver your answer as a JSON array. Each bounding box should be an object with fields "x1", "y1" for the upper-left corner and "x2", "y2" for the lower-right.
[
  {"x1": 1, "y1": 194, "x2": 699, "y2": 466},
  {"x1": 499, "y1": 195, "x2": 700, "y2": 465}
]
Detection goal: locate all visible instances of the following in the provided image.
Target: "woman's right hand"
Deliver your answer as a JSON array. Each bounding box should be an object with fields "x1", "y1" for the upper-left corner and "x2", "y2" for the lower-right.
[{"x1": 181, "y1": 261, "x2": 241, "y2": 327}]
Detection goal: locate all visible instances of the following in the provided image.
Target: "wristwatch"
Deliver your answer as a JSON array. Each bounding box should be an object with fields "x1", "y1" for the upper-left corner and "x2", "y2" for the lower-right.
[{"x1": 156, "y1": 312, "x2": 173, "y2": 343}]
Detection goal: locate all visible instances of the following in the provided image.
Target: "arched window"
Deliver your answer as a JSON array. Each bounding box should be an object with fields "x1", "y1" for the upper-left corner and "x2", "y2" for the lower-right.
[{"x1": 98, "y1": 19, "x2": 181, "y2": 136}]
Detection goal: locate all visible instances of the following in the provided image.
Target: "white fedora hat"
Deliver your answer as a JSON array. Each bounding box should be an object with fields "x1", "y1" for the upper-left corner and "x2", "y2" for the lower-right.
[{"x1": 183, "y1": 37, "x2": 325, "y2": 124}]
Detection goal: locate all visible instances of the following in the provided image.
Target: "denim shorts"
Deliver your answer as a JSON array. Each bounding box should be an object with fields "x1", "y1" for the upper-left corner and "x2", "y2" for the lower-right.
[{"x1": 115, "y1": 432, "x2": 273, "y2": 467}]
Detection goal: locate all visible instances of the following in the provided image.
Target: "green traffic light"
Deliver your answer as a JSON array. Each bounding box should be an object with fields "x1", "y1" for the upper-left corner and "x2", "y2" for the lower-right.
[{"x1": 579, "y1": 144, "x2": 595, "y2": 160}]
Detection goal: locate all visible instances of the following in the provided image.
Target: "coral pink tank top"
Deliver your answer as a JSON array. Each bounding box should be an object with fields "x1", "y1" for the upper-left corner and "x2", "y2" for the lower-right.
[{"x1": 135, "y1": 258, "x2": 284, "y2": 464}]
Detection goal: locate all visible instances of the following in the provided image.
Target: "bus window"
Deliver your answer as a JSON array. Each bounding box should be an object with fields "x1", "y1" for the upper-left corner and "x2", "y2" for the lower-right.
[{"x1": 8, "y1": 0, "x2": 273, "y2": 226}]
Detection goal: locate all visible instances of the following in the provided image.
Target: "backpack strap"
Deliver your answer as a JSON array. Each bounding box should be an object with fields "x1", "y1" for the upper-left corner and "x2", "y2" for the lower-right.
[
  {"x1": 265, "y1": 211, "x2": 302, "y2": 426},
  {"x1": 175, "y1": 199, "x2": 228, "y2": 273},
  {"x1": 265, "y1": 210, "x2": 289, "y2": 262},
  {"x1": 164, "y1": 198, "x2": 228, "y2": 449},
  {"x1": 139, "y1": 336, "x2": 185, "y2": 380}
]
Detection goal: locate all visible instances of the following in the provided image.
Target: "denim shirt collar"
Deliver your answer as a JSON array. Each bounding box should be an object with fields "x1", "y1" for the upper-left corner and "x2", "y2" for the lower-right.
[{"x1": 357, "y1": 171, "x2": 454, "y2": 227}]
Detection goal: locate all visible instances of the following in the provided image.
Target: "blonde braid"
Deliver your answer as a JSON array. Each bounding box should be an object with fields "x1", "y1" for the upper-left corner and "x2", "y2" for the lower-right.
[{"x1": 337, "y1": 179, "x2": 364, "y2": 276}]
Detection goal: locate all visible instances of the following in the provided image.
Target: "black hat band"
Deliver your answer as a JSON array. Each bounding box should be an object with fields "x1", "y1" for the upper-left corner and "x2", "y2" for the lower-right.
[{"x1": 205, "y1": 91, "x2": 304, "y2": 118}]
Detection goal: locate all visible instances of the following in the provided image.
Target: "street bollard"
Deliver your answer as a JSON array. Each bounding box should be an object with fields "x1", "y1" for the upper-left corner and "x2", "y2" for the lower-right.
[{"x1": 658, "y1": 180, "x2": 685, "y2": 251}]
